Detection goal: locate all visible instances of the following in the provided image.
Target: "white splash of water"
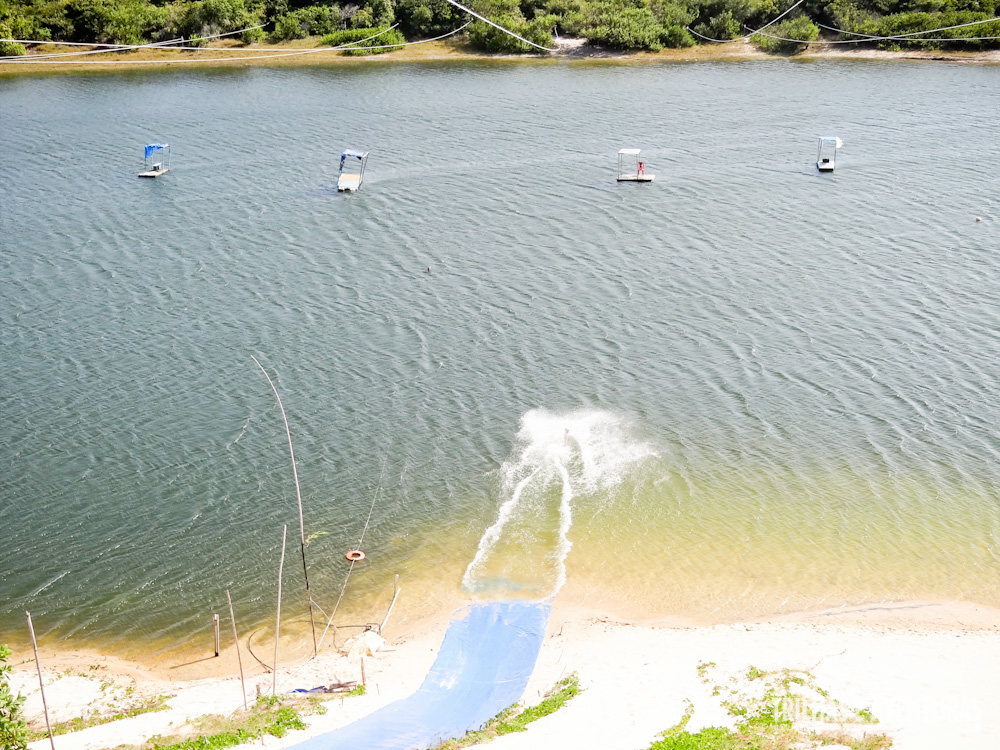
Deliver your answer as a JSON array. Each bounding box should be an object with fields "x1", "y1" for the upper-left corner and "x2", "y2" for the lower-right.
[
  {"x1": 551, "y1": 455, "x2": 573, "y2": 595},
  {"x1": 461, "y1": 465, "x2": 543, "y2": 588},
  {"x1": 462, "y1": 409, "x2": 655, "y2": 598}
]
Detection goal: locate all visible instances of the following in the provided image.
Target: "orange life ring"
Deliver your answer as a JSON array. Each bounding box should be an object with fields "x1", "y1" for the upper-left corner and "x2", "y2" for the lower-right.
[{"x1": 345, "y1": 549, "x2": 366, "y2": 562}]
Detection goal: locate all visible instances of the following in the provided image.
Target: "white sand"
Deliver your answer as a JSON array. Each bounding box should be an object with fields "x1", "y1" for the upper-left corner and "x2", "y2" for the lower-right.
[{"x1": 12, "y1": 600, "x2": 1000, "y2": 750}]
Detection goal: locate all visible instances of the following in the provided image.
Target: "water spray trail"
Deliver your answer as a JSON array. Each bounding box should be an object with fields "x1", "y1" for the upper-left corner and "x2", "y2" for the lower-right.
[
  {"x1": 551, "y1": 456, "x2": 573, "y2": 596},
  {"x1": 462, "y1": 465, "x2": 542, "y2": 589}
]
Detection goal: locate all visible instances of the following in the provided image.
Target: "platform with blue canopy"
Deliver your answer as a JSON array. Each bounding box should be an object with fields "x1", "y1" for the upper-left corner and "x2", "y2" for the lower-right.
[
  {"x1": 139, "y1": 143, "x2": 170, "y2": 178},
  {"x1": 337, "y1": 149, "x2": 369, "y2": 192}
]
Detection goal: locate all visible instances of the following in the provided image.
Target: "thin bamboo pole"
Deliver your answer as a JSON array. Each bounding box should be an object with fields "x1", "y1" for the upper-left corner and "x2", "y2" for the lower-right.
[
  {"x1": 26, "y1": 612, "x2": 55, "y2": 750},
  {"x1": 214, "y1": 614, "x2": 220, "y2": 657},
  {"x1": 226, "y1": 590, "x2": 248, "y2": 710},
  {"x1": 379, "y1": 575, "x2": 402, "y2": 634},
  {"x1": 273, "y1": 524, "x2": 287, "y2": 698},
  {"x1": 252, "y1": 355, "x2": 318, "y2": 656}
]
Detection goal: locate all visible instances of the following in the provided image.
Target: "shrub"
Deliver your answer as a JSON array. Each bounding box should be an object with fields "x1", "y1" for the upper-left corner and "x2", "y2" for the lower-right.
[
  {"x1": 0, "y1": 6, "x2": 55, "y2": 44},
  {"x1": 692, "y1": 9, "x2": 741, "y2": 40},
  {"x1": 241, "y1": 25, "x2": 266, "y2": 42},
  {"x1": 466, "y1": 11, "x2": 555, "y2": 52},
  {"x1": 750, "y1": 14, "x2": 819, "y2": 52},
  {"x1": 0, "y1": 644, "x2": 28, "y2": 750},
  {"x1": 396, "y1": 0, "x2": 463, "y2": 36},
  {"x1": 583, "y1": 5, "x2": 665, "y2": 49},
  {"x1": 63, "y1": 0, "x2": 170, "y2": 45},
  {"x1": 365, "y1": 0, "x2": 395, "y2": 27},
  {"x1": 655, "y1": 0, "x2": 697, "y2": 29},
  {"x1": 320, "y1": 25, "x2": 406, "y2": 53},
  {"x1": 177, "y1": 0, "x2": 264, "y2": 43},
  {"x1": 268, "y1": 4, "x2": 349, "y2": 42},
  {"x1": 854, "y1": 10, "x2": 1000, "y2": 49},
  {"x1": 0, "y1": 20, "x2": 27, "y2": 54},
  {"x1": 660, "y1": 24, "x2": 695, "y2": 46},
  {"x1": 272, "y1": 12, "x2": 306, "y2": 39}
]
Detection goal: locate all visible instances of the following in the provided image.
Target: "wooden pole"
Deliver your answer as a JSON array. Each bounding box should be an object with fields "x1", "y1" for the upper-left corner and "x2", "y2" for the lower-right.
[
  {"x1": 214, "y1": 614, "x2": 220, "y2": 657},
  {"x1": 379, "y1": 574, "x2": 402, "y2": 634},
  {"x1": 252, "y1": 356, "x2": 318, "y2": 657},
  {"x1": 226, "y1": 590, "x2": 248, "y2": 710},
  {"x1": 360, "y1": 656, "x2": 366, "y2": 687},
  {"x1": 273, "y1": 524, "x2": 287, "y2": 698},
  {"x1": 26, "y1": 612, "x2": 55, "y2": 750}
]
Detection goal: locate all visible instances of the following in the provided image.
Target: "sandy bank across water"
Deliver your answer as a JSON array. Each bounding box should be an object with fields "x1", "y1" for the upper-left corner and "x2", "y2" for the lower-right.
[{"x1": 1, "y1": 38, "x2": 998, "y2": 76}]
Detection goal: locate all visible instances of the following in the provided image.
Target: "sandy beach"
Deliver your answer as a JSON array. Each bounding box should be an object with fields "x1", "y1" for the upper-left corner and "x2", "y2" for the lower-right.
[{"x1": 9, "y1": 599, "x2": 1000, "y2": 750}]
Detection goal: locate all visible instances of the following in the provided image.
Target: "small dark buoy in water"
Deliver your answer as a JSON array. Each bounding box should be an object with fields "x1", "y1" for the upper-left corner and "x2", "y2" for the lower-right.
[
  {"x1": 427, "y1": 266, "x2": 431, "y2": 273},
  {"x1": 976, "y1": 217, "x2": 982, "y2": 222}
]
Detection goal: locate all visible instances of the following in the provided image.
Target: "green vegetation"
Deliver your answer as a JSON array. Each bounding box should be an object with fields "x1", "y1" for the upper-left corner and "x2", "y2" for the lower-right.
[
  {"x1": 1, "y1": 0, "x2": 996, "y2": 58},
  {"x1": 127, "y1": 694, "x2": 330, "y2": 750},
  {"x1": 750, "y1": 15, "x2": 819, "y2": 53},
  {"x1": 432, "y1": 672, "x2": 581, "y2": 749},
  {"x1": 27, "y1": 693, "x2": 171, "y2": 741},
  {"x1": 321, "y1": 24, "x2": 406, "y2": 53},
  {"x1": 466, "y1": 0, "x2": 556, "y2": 53},
  {"x1": 649, "y1": 662, "x2": 892, "y2": 750},
  {"x1": 827, "y1": 2, "x2": 1000, "y2": 50},
  {"x1": 0, "y1": 645, "x2": 29, "y2": 750}
]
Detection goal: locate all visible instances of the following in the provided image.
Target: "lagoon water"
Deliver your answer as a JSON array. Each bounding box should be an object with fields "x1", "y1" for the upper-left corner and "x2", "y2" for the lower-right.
[{"x1": 1, "y1": 60, "x2": 999, "y2": 660}]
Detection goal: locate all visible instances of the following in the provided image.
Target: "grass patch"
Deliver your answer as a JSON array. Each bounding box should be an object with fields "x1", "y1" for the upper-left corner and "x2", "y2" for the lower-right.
[
  {"x1": 649, "y1": 664, "x2": 892, "y2": 750},
  {"x1": 432, "y1": 673, "x2": 581, "y2": 749},
  {"x1": 28, "y1": 693, "x2": 172, "y2": 740},
  {"x1": 106, "y1": 693, "x2": 335, "y2": 750}
]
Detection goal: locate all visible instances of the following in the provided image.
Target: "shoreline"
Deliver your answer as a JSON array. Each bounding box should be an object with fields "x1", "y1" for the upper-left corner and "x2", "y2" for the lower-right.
[
  {"x1": 6, "y1": 595, "x2": 999, "y2": 682},
  {"x1": 2, "y1": 38, "x2": 999, "y2": 77},
  {"x1": 10, "y1": 599, "x2": 1000, "y2": 750}
]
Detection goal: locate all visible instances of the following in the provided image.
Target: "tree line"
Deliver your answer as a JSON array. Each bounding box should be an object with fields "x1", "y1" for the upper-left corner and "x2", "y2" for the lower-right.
[{"x1": 1, "y1": 0, "x2": 998, "y2": 57}]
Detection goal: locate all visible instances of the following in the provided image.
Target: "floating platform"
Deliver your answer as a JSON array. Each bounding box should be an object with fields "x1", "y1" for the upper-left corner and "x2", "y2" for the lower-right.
[
  {"x1": 816, "y1": 136, "x2": 842, "y2": 173},
  {"x1": 617, "y1": 173, "x2": 656, "y2": 182},
  {"x1": 140, "y1": 143, "x2": 170, "y2": 178},
  {"x1": 617, "y1": 148, "x2": 655, "y2": 184},
  {"x1": 336, "y1": 173, "x2": 362, "y2": 192},
  {"x1": 337, "y1": 149, "x2": 369, "y2": 192}
]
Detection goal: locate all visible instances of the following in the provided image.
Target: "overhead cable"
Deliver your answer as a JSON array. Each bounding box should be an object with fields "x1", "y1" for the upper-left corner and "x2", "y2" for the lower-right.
[{"x1": 1, "y1": 23, "x2": 474, "y2": 65}]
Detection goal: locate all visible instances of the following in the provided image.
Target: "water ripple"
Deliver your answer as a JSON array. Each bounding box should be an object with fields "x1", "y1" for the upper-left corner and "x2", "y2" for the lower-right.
[{"x1": 2, "y1": 61, "x2": 999, "y2": 652}]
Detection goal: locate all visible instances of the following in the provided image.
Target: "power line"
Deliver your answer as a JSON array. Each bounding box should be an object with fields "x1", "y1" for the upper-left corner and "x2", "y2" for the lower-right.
[
  {"x1": 690, "y1": 13, "x2": 1000, "y2": 45},
  {"x1": 437, "y1": 0, "x2": 556, "y2": 52},
  {"x1": 1, "y1": 23, "x2": 473, "y2": 65},
  {"x1": 686, "y1": 0, "x2": 806, "y2": 43},
  {"x1": 1, "y1": 25, "x2": 265, "y2": 61}
]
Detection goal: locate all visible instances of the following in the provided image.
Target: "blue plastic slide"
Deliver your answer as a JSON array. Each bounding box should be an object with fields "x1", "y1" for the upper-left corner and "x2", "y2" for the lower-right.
[{"x1": 288, "y1": 600, "x2": 551, "y2": 750}]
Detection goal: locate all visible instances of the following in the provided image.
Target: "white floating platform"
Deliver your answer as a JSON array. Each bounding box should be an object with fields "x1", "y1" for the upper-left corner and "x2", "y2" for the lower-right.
[
  {"x1": 337, "y1": 174, "x2": 362, "y2": 192},
  {"x1": 617, "y1": 173, "x2": 656, "y2": 182},
  {"x1": 138, "y1": 167, "x2": 169, "y2": 178},
  {"x1": 816, "y1": 161, "x2": 835, "y2": 172}
]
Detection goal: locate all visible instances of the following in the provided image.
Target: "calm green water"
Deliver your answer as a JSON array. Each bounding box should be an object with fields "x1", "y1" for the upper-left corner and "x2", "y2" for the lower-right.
[{"x1": 2, "y1": 60, "x2": 999, "y2": 660}]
